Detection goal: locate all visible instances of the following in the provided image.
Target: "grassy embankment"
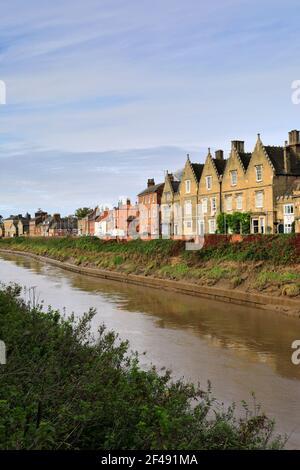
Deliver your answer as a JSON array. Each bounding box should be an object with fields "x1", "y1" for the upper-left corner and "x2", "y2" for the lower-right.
[
  {"x1": 0, "y1": 284, "x2": 284, "y2": 449},
  {"x1": 1, "y1": 235, "x2": 300, "y2": 297}
]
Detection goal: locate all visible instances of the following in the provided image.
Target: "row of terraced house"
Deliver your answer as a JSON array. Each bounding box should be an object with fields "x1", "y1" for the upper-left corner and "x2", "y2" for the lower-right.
[
  {"x1": 2, "y1": 128, "x2": 300, "y2": 239},
  {"x1": 160, "y1": 130, "x2": 300, "y2": 238},
  {"x1": 0, "y1": 211, "x2": 78, "y2": 238},
  {"x1": 78, "y1": 128, "x2": 300, "y2": 239}
]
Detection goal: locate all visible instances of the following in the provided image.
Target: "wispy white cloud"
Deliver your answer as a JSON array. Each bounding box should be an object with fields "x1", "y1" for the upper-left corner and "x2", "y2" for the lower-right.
[{"x1": 0, "y1": 0, "x2": 300, "y2": 215}]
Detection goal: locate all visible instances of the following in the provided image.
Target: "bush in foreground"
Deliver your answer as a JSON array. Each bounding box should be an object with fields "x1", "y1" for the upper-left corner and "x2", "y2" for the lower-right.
[{"x1": 0, "y1": 284, "x2": 285, "y2": 449}]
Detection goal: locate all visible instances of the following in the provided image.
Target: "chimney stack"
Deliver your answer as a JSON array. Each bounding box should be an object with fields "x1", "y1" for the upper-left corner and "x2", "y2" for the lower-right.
[
  {"x1": 147, "y1": 178, "x2": 155, "y2": 187},
  {"x1": 215, "y1": 149, "x2": 224, "y2": 160},
  {"x1": 231, "y1": 140, "x2": 245, "y2": 153},
  {"x1": 289, "y1": 129, "x2": 300, "y2": 145},
  {"x1": 284, "y1": 140, "x2": 291, "y2": 174}
]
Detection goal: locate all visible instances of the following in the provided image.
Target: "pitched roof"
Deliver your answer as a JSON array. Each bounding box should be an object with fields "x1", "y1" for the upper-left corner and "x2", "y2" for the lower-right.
[
  {"x1": 213, "y1": 158, "x2": 227, "y2": 175},
  {"x1": 191, "y1": 163, "x2": 204, "y2": 182},
  {"x1": 238, "y1": 152, "x2": 252, "y2": 170},
  {"x1": 138, "y1": 182, "x2": 164, "y2": 197},
  {"x1": 171, "y1": 180, "x2": 180, "y2": 193},
  {"x1": 263, "y1": 146, "x2": 285, "y2": 174}
]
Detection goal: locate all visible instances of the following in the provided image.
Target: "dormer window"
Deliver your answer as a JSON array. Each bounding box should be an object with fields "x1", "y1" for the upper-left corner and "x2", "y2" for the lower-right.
[
  {"x1": 230, "y1": 170, "x2": 237, "y2": 186},
  {"x1": 206, "y1": 175, "x2": 212, "y2": 190},
  {"x1": 185, "y1": 180, "x2": 191, "y2": 194},
  {"x1": 255, "y1": 165, "x2": 263, "y2": 182}
]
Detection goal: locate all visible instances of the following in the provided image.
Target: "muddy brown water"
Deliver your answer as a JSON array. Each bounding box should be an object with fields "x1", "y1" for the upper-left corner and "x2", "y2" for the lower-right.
[{"x1": 1, "y1": 252, "x2": 300, "y2": 448}]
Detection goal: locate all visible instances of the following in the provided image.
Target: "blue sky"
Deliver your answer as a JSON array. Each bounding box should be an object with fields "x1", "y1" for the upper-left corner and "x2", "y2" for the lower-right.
[{"x1": 1, "y1": 0, "x2": 300, "y2": 216}]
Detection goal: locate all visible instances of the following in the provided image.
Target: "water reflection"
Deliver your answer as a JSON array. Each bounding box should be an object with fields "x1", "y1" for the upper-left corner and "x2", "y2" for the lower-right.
[{"x1": 2, "y1": 252, "x2": 300, "y2": 381}]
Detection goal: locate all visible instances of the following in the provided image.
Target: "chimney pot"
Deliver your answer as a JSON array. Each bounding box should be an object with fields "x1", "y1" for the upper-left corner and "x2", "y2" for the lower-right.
[
  {"x1": 215, "y1": 149, "x2": 224, "y2": 160},
  {"x1": 147, "y1": 178, "x2": 155, "y2": 187},
  {"x1": 231, "y1": 140, "x2": 245, "y2": 153},
  {"x1": 288, "y1": 129, "x2": 300, "y2": 145},
  {"x1": 284, "y1": 143, "x2": 291, "y2": 173}
]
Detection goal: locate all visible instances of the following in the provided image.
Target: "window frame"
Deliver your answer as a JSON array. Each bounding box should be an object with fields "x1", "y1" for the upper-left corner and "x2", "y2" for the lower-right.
[
  {"x1": 230, "y1": 170, "x2": 237, "y2": 186},
  {"x1": 226, "y1": 195, "x2": 232, "y2": 211},
  {"x1": 185, "y1": 179, "x2": 191, "y2": 194},
  {"x1": 255, "y1": 165, "x2": 263, "y2": 182},
  {"x1": 236, "y1": 193, "x2": 243, "y2": 210},
  {"x1": 255, "y1": 190, "x2": 264, "y2": 209},
  {"x1": 206, "y1": 175, "x2": 212, "y2": 190}
]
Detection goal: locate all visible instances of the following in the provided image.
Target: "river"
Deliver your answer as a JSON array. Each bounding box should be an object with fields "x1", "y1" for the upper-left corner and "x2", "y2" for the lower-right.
[{"x1": 1, "y1": 252, "x2": 300, "y2": 448}]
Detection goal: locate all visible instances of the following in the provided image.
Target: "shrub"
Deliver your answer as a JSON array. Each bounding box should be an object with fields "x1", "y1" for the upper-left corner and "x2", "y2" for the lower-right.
[
  {"x1": 217, "y1": 213, "x2": 250, "y2": 235},
  {"x1": 281, "y1": 284, "x2": 300, "y2": 297}
]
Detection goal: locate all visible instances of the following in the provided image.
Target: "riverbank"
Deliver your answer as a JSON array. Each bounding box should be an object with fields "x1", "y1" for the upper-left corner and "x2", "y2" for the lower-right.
[{"x1": 1, "y1": 236, "x2": 300, "y2": 316}]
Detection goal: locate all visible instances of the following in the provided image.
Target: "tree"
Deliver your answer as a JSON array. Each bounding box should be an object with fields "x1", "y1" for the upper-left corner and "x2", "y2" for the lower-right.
[{"x1": 75, "y1": 207, "x2": 92, "y2": 219}]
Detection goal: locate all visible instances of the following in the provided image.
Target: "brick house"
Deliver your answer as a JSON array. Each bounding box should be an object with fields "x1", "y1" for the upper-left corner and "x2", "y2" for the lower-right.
[
  {"x1": 78, "y1": 207, "x2": 100, "y2": 236},
  {"x1": 29, "y1": 210, "x2": 48, "y2": 237},
  {"x1": 115, "y1": 199, "x2": 139, "y2": 239},
  {"x1": 137, "y1": 179, "x2": 164, "y2": 239}
]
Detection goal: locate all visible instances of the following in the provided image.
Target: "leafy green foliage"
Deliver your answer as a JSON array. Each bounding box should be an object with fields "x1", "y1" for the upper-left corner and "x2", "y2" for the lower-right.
[
  {"x1": 0, "y1": 285, "x2": 284, "y2": 450},
  {"x1": 217, "y1": 212, "x2": 250, "y2": 234},
  {"x1": 75, "y1": 207, "x2": 92, "y2": 219}
]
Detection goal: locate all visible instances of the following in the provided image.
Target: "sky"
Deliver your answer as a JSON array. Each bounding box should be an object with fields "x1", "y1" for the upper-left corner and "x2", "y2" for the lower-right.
[{"x1": 1, "y1": 0, "x2": 300, "y2": 216}]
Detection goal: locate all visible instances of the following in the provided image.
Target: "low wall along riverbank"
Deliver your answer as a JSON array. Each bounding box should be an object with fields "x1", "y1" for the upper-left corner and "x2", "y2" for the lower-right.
[{"x1": 1, "y1": 235, "x2": 300, "y2": 317}]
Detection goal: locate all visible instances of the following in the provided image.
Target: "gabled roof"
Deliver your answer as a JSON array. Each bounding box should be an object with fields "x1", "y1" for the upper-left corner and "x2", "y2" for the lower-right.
[
  {"x1": 263, "y1": 146, "x2": 285, "y2": 174},
  {"x1": 138, "y1": 182, "x2": 164, "y2": 197},
  {"x1": 190, "y1": 163, "x2": 204, "y2": 182},
  {"x1": 171, "y1": 180, "x2": 180, "y2": 193},
  {"x1": 238, "y1": 152, "x2": 252, "y2": 171},
  {"x1": 257, "y1": 143, "x2": 300, "y2": 176},
  {"x1": 95, "y1": 211, "x2": 109, "y2": 223},
  {"x1": 213, "y1": 158, "x2": 227, "y2": 176}
]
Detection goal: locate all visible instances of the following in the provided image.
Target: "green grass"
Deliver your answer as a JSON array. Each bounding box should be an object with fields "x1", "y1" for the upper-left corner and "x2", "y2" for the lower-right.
[{"x1": 255, "y1": 270, "x2": 300, "y2": 290}]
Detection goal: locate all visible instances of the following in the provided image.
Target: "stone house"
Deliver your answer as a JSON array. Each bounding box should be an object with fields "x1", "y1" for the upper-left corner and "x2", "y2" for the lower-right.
[
  {"x1": 3, "y1": 215, "x2": 20, "y2": 237},
  {"x1": 17, "y1": 213, "x2": 31, "y2": 236},
  {"x1": 221, "y1": 131, "x2": 300, "y2": 233},
  {"x1": 175, "y1": 156, "x2": 204, "y2": 239},
  {"x1": 162, "y1": 129, "x2": 300, "y2": 236},
  {"x1": 197, "y1": 149, "x2": 226, "y2": 235},
  {"x1": 161, "y1": 172, "x2": 180, "y2": 238}
]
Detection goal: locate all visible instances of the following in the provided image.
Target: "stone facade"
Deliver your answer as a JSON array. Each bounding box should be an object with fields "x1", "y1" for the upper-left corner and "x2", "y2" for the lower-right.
[{"x1": 163, "y1": 129, "x2": 300, "y2": 236}]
